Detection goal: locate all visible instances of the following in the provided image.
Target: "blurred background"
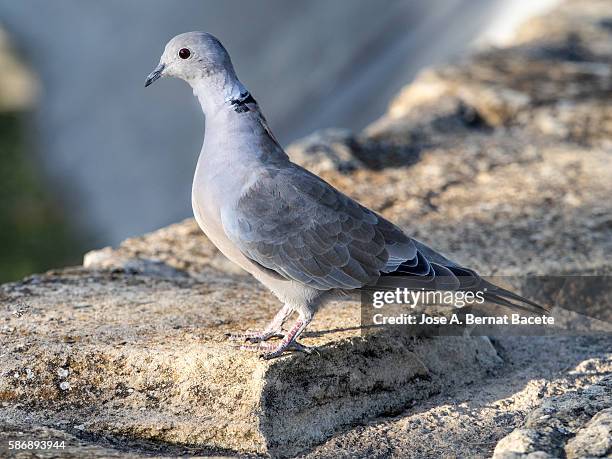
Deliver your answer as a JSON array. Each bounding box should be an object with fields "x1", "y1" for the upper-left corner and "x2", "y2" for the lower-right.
[{"x1": 0, "y1": 0, "x2": 557, "y2": 282}]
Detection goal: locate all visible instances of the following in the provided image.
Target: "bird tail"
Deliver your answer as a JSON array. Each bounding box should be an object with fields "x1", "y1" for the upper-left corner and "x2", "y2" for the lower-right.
[
  {"x1": 477, "y1": 278, "x2": 550, "y2": 314},
  {"x1": 380, "y1": 239, "x2": 550, "y2": 314}
]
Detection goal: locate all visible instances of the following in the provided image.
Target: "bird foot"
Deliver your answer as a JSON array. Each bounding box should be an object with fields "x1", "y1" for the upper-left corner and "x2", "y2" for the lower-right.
[
  {"x1": 234, "y1": 340, "x2": 316, "y2": 360},
  {"x1": 225, "y1": 330, "x2": 283, "y2": 343}
]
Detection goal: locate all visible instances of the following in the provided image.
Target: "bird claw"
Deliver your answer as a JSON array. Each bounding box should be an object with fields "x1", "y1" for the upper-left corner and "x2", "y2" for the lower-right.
[
  {"x1": 225, "y1": 330, "x2": 283, "y2": 343},
  {"x1": 234, "y1": 342, "x2": 276, "y2": 353},
  {"x1": 260, "y1": 342, "x2": 317, "y2": 360},
  {"x1": 290, "y1": 341, "x2": 316, "y2": 355},
  {"x1": 232, "y1": 340, "x2": 316, "y2": 360}
]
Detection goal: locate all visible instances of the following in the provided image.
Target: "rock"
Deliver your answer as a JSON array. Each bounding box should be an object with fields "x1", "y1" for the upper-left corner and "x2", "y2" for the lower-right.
[
  {"x1": 493, "y1": 375, "x2": 612, "y2": 458},
  {"x1": 2, "y1": 0, "x2": 612, "y2": 457},
  {"x1": 0, "y1": 266, "x2": 502, "y2": 457},
  {"x1": 566, "y1": 407, "x2": 612, "y2": 458},
  {"x1": 83, "y1": 219, "x2": 243, "y2": 277},
  {"x1": 286, "y1": 129, "x2": 366, "y2": 174},
  {"x1": 303, "y1": 346, "x2": 611, "y2": 459}
]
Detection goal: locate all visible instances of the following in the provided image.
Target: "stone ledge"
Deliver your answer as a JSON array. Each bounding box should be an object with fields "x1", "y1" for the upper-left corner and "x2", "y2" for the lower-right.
[{"x1": 0, "y1": 268, "x2": 501, "y2": 456}]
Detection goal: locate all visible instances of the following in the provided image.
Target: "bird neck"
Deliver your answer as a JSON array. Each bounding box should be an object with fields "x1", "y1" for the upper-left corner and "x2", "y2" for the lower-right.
[
  {"x1": 192, "y1": 73, "x2": 289, "y2": 168},
  {"x1": 191, "y1": 73, "x2": 249, "y2": 120}
]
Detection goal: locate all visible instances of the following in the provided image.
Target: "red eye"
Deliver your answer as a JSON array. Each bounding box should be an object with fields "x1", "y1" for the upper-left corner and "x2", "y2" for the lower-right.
[{"x1": 178, "y1": 48, "x2": 191, "y2": 59}]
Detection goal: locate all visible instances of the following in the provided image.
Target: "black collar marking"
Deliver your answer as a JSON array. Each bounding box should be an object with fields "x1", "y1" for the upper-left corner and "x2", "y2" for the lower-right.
[{"x1": 229, "y1": 92, "x2": 257, "y2": 113}]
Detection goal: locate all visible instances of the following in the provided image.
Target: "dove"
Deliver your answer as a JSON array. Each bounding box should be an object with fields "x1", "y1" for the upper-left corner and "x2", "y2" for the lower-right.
[{"x1": 145, "y1": 32, "x2": 545, "y2": 359}]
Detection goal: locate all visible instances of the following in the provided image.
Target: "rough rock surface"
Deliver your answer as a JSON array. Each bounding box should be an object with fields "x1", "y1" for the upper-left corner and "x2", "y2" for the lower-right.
[
  {"x1": 493, "y1": 375, "x2": 612, "y2": 458},
  {"x1": 0, "y1": 265, "x2": 504, "y2": 457},
  {"x1": 2, "y1": 0, "x2": 612, "y2": 457}
]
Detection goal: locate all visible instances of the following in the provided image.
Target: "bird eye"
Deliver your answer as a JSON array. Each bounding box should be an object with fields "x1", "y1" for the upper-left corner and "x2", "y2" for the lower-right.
[{"x1": 178, "y1": 48, "x2": 191, "y2": 59}]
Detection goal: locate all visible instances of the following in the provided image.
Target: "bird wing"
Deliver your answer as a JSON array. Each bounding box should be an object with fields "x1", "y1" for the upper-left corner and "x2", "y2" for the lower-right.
[
  {"x1": 219, "y1": 162, "x2": 548, "y2": 312},
  {"x1": 220, "y1": 163, "x2": 416, "y2": 290}
]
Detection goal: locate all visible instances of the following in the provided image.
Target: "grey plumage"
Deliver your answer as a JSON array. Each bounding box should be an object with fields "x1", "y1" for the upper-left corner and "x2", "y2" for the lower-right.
[
  {"x1": 146, "y1": 32, "x2": 546, "y2": 359},
  {"x1": 222, "y1": 164, "x2": 415, "y2": 290}
]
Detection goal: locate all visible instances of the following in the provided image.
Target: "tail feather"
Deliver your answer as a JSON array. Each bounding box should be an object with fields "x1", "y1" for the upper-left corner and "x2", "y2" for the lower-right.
[
  {"x1": 381, "y1": 243, "x2": 550, "y2": 314},
  {"x1": 480, "y1": 279, "x2": 550, "y2": 314}
]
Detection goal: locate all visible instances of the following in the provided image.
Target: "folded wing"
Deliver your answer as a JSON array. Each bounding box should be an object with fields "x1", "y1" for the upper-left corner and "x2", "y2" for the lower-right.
[
  {"x1": 221, "y1": 164, "x2": 415, "y2": 290},
  {"x1": 221, "y1": 162, "x2": 548, "y2": 313}
]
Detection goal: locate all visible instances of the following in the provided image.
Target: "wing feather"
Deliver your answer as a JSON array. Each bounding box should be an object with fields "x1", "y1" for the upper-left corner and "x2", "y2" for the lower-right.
[{"x1": 221, "y1": 164, "x2": 414, "y2": 290}]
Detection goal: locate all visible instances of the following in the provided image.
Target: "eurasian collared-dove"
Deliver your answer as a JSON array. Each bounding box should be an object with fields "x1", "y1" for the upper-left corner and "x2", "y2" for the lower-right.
[{"x1": 145, "y1": 32, "x2": 545, "y2": 359}]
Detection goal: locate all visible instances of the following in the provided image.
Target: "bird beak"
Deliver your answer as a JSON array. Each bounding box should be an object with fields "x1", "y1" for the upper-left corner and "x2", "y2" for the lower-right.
[{"x1": 144, "y1": 63, "x2": 165, "y2": 87}]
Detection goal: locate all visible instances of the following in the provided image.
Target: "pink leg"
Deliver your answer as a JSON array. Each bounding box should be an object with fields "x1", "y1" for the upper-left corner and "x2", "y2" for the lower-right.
[
  {"x1": 226, "y1": 304, "x2": 292, "y2": 343},
  {"x1": 238, "y1": 310, "x2": 313, "y2": 359}
]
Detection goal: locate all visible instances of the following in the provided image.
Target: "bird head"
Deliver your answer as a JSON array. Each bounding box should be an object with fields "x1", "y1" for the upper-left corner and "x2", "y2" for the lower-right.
[{"x1": 145, "y1": 32, "x2": 235, "y2": 88}]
